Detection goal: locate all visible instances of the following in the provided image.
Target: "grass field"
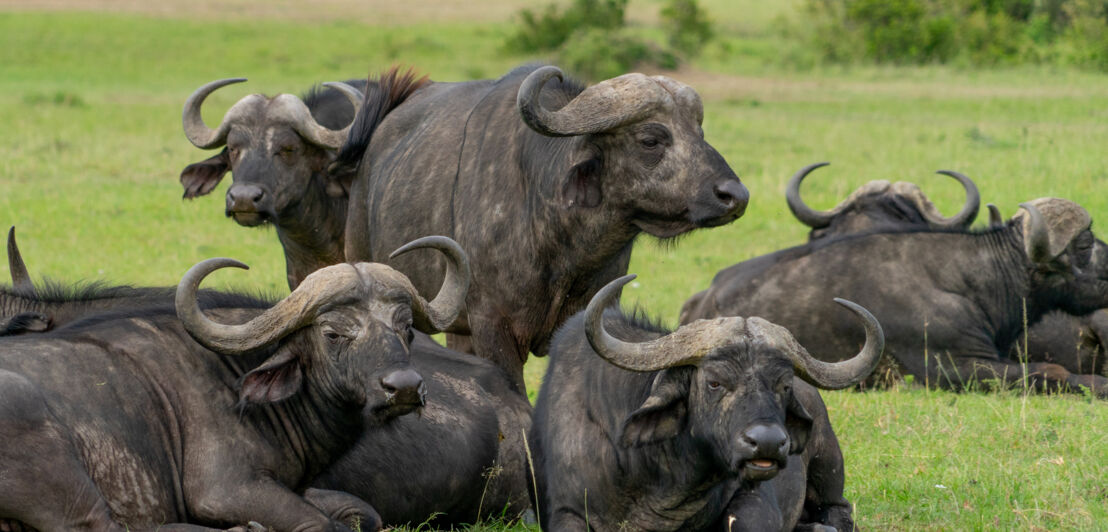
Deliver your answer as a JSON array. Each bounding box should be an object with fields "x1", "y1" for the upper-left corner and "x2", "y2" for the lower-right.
[{"x1": 1, "y1": 1, "x2": 1106, "y2": 530}]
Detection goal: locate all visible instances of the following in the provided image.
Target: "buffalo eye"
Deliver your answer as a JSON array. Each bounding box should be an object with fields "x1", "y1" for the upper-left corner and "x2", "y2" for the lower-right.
[
  {"x1": 707, "y1": 380, "x2": 722, "y2": 391},
  {"x1": 393, "y1": 309, "x2": 414, "y2": 342}
]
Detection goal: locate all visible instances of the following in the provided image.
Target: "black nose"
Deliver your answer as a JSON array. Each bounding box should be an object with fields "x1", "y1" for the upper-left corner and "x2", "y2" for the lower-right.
[
  {"x1": 226, "y1": 184, "x2": 265, "y2": 210},
  {"x1": 380, "y1": 368, "x2": 425, "y2": 406},
  {"x1": 713, "y1": 179, "x2": 749, "y2": 216},
  {"x1": 741, "y1": 423, "x2": 789, "y2": 460}
]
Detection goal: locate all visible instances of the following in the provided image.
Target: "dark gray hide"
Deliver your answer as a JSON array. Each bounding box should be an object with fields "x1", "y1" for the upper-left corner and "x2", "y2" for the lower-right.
[
  {"x1": 179, "y1": 77, "x2": 368, "y2": 290},
  {"x1": 0, "y1": 236, "x2": 530, "y2": 528},
  {"x1": 0, "y1": 238, "x2": 468, "y2": 530},
  {"x1": 530, "y1": 276, "x2": 882, "y2": 531},
  {"x1": 343, "y1": 64, "x2": 749, "y2": 387},
  {"x1": 314, "y1": 332, "x2": 532, "y2": 527},
  {"x1": 681, "y1": 198, "x2": 1108, "y2": 397}
]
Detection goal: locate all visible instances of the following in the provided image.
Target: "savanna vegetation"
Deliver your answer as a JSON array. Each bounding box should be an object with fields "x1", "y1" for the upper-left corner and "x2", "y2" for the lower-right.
[{"x1": 0, "y1": 0, "x2": 1106, "y2": 530}]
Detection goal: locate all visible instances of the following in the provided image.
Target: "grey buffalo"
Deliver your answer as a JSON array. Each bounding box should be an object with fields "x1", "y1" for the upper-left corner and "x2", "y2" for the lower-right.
[
  {"x1": 340, "y1": 64, "x2": 749, "y2": 387},
  {"x1": 784, "y1": 164, "x2": 1107, "y2": 385},
  {"x1": 682, "y1": 198, "x2": 1108, "y2": 397},
  {"x1": 0, "y1": 237, "x2": 467, "y2": 530},
  {"x1": 531, "y1": 275, "x2": 883, "y2": 531},
  {"x1": 179, "y1": 70, "x2": 426, "y2": 290},
  {"x1": 1, "y1": 231, "x2": 531, "y2": 528}
]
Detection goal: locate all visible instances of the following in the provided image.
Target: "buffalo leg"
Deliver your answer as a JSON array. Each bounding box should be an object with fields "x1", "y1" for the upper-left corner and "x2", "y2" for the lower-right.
[
  {"x1": 0, "y1": 370, "x2": 122, "y2": 532},
  {"x1": 940, "y1": 356, "x2": 1108, "y2": 398},
  {"x1": 303, "y1": 488, "x2": 382, "y2": 532},
  {"x1": 185, "y1": 477, "x2": 351, "y2": 532},
  {"x1": 469, "y1": 317, "x2": 527, "y2": 391}
]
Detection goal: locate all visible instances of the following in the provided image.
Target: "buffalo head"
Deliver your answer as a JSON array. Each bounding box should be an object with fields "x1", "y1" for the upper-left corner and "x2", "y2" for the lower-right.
[
  {"x1": 584, "y1": 275, "x2": 883, "y2": 482},
  {"x1": 517, "y1": 66, "x2": 748, "y2": 237},
  {"x1": 176, "y1": 236, "x2": 469, "y2": 419},
  {"x1": 786, "y1": 162, "x2": 980, "y2": 240},
  {"x1": 179, "y1": 78, "x2": 363, "y2": 226},
  {"x1": 1016, "y1": 199, "x2": 1108, "y2": 317}
]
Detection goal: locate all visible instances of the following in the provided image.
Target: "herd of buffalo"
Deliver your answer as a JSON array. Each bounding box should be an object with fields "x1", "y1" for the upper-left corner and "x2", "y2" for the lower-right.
[{"x1": 0, "y1": 63, "x2": 1105, "y2": 531}]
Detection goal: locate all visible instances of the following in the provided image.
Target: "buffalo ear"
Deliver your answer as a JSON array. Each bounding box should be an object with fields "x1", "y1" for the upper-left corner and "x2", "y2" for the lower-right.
[
  {"x1": 0, "y1": 312, "x2": 51, "y2": 336},
  {"x1": 325, "y1": 159, "x2": 356, "y2": 198},
  {"x1": 785, "y1": 390, "x2": 813, "y2": 455},
  {"x1": 180, "y1": 148, "x2": 230, "y2": 199},
  {"x1": 239, "y1": 343, "x2": 303, "y2": 406},
  {"x1": 562, "y1": 157, "x2": 602, "y2": 208},
  {"x1": 620, "y1": 368, "x2": 690, "y2": 447}
]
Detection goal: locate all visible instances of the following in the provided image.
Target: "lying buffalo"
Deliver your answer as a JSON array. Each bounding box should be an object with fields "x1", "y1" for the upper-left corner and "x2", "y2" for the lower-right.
[
  {"x1": 340, "y1": 64, "x2": 749, "y2": 387},
  {"x1": 682, "y1": 198, "x2": 1108, "y2": 397},
  {"x1": 784, "y1": 164, "x2": 1108, "y2": 385},
  {"x1": 0, "y1": 237, "x2": 468, "y2": 530},
  {"x1": 0, "y1": 232, "x2": 531, "y2": 528},
  {"x1": 786, "y1": 161, "x2": 980, "y2": 240},
  {"x1": 531, "y1": 275, "x2": 883, "y2": 531}
]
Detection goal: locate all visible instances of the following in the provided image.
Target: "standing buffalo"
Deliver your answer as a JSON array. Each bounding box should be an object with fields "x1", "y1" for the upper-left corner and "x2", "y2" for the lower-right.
[
  {"x1": 179, "y1": 69, "x2": 427, "y2": 290},
  {"x1": 341, "y1": 64, "x2": 749, "y2": 386},
  {"x1": 0, "y1": 237, "x2": 468, "y2": 530},
  {"x1": 1, "y1": 231, "x2": 532, "y2": 528},
  {"x1": 531, "y1": 275, "x2": 883, "y2": 531},
  {"x1": 682, "y1": 198, "x2": 1108, "y2": 397}
]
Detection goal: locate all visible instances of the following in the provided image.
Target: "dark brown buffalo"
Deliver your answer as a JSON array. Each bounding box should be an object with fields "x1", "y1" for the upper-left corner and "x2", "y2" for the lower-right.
[
  {"x1": 1, "y1": 231, "x2": 531, "y2": 528},
  {"x1": 531, "y1": 275, "x2": 883, "y2": 531},
  {"x1": 0, "y1": 237, "x2": 468, "y2": 530},
  {"x1": 178, "y1": 70, "x2": 428, "y2": 290},
  {"x1": 682, "y1": 198, "x2": 1108, "y2": 397},
  {"x1": 341, "y1": 64, "x2": 748, "y2": 387}
]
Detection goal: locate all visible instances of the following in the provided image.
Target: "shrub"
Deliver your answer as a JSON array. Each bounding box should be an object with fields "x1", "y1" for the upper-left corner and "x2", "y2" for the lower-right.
[
  {"x1": 506, "y1": 0, "x2": 628, "y2": 53},
  {"x1": 560, "y1": 27, "x2": 679, "y2": 80},
  {"x1": 661, "y1": 0, "x2": 714, "y2": 57}
]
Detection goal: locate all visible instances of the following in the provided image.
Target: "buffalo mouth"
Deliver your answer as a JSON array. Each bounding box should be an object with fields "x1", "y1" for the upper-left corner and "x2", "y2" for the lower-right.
[
  {"x1": 226, "y1": 209, "x2": 270, "y2": 227},
  {"x1": 632, "y1": 213, "x2": 696, "y2": 238},
  {"x1": 741, "y1": 458, "x2": 782, "y2": 482},
  {"x1": 371, "y1": 400, "x2": 423, "y2": 421}
]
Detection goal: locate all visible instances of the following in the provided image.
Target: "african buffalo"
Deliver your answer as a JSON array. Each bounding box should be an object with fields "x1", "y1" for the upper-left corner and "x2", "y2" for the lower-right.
[
  {"x1": 531, "y1": 275, "x2": 883, "y2": 531},
  {"x1": 682, "y1": 198, "x2": 1108, "y2": 397},
  {"x1": 340, "y1": 64, "x2": 749, "y2": 387},
  {"x1": 1, "y1": 231, "x2": 531, "y2": 528},
  {"x1": 179, "y1": 69, "x2": 427, "y2": 290},
  {"x1": 785, "y1": 164, "x2": 1107, "y2": 380},
  {"x1": 0, "y1": 236, "x2": 468, "y2": 530},
  {"x1": 785, "y1": 162, "x2": 980, "y2": 240}
]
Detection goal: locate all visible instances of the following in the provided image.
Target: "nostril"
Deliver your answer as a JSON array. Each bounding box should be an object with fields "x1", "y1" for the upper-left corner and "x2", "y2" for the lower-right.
[
  {"x1": 381, "y1": 369, "x2": 424, "y2": 402},
  {"x1": 713, "y1": 180, "x2": 749, "y2": 209},
  {"x1": 251, "y1": 189, "x2": 264, "y2": 202}
]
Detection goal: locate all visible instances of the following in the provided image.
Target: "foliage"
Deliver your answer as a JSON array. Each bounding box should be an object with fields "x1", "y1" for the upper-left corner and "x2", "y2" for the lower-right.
[
  {"x1": 505, "y1": 0, "x2": 711, "y2": 80},
  {"x1": 661, "y1": 0, "x2": 715, "y2": 57},
  {"x1": 801, "y1": 0, "x2": 1108, "y2": 71}
]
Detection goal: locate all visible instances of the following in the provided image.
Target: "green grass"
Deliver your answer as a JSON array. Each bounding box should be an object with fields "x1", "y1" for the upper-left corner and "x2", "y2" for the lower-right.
[{"x1": 1, "y1": 2, "x2": 1107, "y2": 530}]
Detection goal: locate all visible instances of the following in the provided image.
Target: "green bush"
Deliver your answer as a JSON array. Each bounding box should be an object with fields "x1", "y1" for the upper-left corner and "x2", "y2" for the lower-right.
[
  {"x1": 505, "y1": 0, "x2": 711, "y2": 80},
  {"x1": 800, "y1": 0, "x2": 1108, "y2": 71}
]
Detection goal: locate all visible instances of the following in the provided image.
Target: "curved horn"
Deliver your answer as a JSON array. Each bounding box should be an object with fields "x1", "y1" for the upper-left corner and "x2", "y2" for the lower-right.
[
  {"x1": 584, "y1": 275, "x2": 742, "y2": 371},
  {"x1": 1020, "y1": 202, "x2": 1052, "y2": 263},
  {"x1": 176, "y1": 258, "x2": 361, "y2": 354},
  {"x1": 780, "y1": 299, "x2": 885, "y2": 390},
  {"x1": 389, "y1": 236, "x2": 470, "y2": 332},
  {"x1": 517, "y1": 66, "x2": 668, "y2": 137},
  {"x1": 7, "y1": 227, "x2": 34, "y2": 296},
  {"x1": 987, "y1": 203, "x2": 1004, "y2": 228},
  {"x1": 289, "y1": 81, "x2": 364, "y2": 149},
  {"x1": 785, "y1": 162, "x2": 834, "y2": 228},
  {"x1": 921, "y1": 170, "x2": 980, "y2": 228},
  {"x1": 182, "y1": 78, "x2": 248, "y2": 149}
]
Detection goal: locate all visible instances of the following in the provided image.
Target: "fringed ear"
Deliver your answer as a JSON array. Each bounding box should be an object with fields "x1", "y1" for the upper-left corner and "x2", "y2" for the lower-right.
[
  {"x1": 562, "y1": 157, "x2": 602, "y2": 208},
  {"x1": 785, "y1": 390, "x2": 813, "y2": 455},
  {"x1": 325, "y1": 159, "x2": 355, "y2": 198},
  {"x1": 180, "y1": 148, "x2": 231, "y2": 199},
  {"x1": 239, "y1": 343, "x2": 303, "y2": 406},
  {"x1": 0, "y1": 312, "x2": 51, "y2": 336},
  {"x1": 620, "y1": 368, "x2": 690, "y2": 447}
]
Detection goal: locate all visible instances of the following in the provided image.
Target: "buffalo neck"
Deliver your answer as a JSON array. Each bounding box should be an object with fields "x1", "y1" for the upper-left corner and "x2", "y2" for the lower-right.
[{"x1": 275, "y1": 172, "x2": 349, "y2": 290}]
